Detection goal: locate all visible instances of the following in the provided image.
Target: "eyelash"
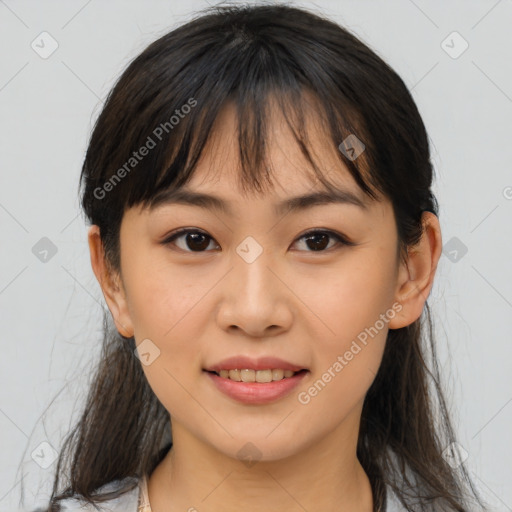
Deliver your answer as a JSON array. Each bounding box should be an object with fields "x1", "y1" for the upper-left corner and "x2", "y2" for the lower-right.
[{"x1": 161, "y1": 228, "x2": 355, "y2": 253}]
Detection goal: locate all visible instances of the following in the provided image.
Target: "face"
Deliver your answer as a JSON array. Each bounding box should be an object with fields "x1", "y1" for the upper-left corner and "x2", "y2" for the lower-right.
[{"x1": 93, "y1": 100, "x2": 424, "y2": 464}]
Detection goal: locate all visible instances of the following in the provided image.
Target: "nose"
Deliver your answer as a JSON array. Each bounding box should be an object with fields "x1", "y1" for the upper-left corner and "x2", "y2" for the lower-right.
[{"x1": 216, "y1": 246, "x2": 293, "y2": 338}]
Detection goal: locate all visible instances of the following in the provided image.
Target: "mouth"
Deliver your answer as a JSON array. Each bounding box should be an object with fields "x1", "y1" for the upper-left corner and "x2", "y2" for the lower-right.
[
  {"x1": 203, "y1": 367, "x2": 310, "y2": 404},
  {"x1": 204, "y1": 368, "x2": 309, "y2": 383}
]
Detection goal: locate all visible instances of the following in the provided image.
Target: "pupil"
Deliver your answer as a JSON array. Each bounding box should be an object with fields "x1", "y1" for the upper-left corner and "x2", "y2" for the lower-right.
[
  {"x1": 306, "y1": 233, "x2": 328, "y2": 251},
  {"x1": 187, "y1": 233, "x2": 209, "y2": 251}
]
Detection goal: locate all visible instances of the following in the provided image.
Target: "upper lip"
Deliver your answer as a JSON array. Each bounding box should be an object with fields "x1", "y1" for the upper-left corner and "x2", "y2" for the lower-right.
[{"x1": 204, "y1": 356, "x2": 307, "y2": 372}]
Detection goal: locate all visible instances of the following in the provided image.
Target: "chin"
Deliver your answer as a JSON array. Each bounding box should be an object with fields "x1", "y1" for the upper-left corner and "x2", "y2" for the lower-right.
[{"x1": 213, "y1": 435, "x2": 308, "y2": 465}]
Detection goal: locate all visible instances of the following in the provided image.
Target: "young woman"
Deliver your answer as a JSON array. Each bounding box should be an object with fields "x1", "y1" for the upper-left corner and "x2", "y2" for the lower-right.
[{"x1": 42, "y1": 3, "x2": 486, "y2": 511}]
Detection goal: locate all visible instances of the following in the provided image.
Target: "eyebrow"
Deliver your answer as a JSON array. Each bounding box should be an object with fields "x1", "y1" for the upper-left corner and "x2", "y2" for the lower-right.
[{"x1": 150, "y1": 187, "x2": 369, "y2": 216}]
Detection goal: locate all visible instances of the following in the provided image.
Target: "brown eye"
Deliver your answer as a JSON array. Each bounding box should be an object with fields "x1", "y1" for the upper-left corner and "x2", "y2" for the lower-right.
[
  {"x1": 292, "y1": 230, "x2": 353, "y2": 252},
  {"x1": 163, "y1": 229, "x2": 219, "y2": 252},
  {"x1": 162, "y1": 228, "x2": 354, "y2": 254},
  {"x1": 301, "y1": 232, "x2": 331, "y2": 251}
]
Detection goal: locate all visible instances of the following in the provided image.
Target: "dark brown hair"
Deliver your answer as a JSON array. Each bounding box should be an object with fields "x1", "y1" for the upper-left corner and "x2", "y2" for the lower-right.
[{"x1": 36, "y1": 3, "x2": 486, "y2": 511}]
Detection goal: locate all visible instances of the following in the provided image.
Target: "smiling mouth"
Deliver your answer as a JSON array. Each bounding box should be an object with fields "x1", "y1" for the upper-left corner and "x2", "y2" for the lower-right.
[{"x1": 205, "y1": 368, "x2": 308, "y2": 383}]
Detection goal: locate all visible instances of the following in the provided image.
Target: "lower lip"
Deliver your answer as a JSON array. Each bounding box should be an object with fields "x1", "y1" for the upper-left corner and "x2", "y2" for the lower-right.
[{"x1": 204, "y1": 370, "x2": 309, "y2": 405}]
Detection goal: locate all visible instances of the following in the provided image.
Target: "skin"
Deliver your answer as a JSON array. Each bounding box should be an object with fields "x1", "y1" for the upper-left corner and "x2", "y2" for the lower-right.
[{"x1": 88, "y1": 100, "x2": 442, "y2": 512}]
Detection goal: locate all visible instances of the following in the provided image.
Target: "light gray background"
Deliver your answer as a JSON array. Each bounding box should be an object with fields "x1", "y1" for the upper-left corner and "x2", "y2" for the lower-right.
[{"x1": 1, "y1": 0, "x2": 511, "y2": 510}]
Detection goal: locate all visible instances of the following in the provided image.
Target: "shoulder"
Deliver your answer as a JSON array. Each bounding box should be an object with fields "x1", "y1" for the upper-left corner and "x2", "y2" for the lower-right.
[{"x1": 56, "y1": 476, "x2": 141, "y2": 512}]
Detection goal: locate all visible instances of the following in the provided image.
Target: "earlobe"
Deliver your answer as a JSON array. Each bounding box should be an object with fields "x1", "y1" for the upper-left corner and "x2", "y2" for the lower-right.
[
  {"x1": 388, "y1": 212, "x2": 442, "y2": 330},
  {"x1": 87, "y1": 225, "x2": 134, "y2": 338}
]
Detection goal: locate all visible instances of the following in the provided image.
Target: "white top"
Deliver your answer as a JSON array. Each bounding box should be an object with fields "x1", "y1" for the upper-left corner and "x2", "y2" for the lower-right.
[{"x1": 58, "y1": 474, "x2": 407, "y2": 511}]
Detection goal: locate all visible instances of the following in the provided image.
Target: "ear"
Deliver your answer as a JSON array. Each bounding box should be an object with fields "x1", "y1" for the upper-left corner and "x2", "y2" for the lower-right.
[
  {"x1": 388, "y1": 212, "x2": 442, "y2": 329},
  {"x1": 87, "y1": 225, "x2": 134, "y2": 338}
]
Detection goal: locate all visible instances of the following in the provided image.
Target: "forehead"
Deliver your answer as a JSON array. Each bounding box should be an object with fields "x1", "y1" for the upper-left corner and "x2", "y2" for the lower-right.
[{"x1": 176, "y1": 97, "x2": 372, "y2": 204}]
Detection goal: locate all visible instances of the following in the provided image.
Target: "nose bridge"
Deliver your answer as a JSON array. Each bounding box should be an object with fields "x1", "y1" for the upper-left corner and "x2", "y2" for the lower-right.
[
  {"x1": 232, "y1": 235, "x2": 276, "y2": 304},
  {"x1": 217, "y1": 235, "x2": 290, "y2": 335}
]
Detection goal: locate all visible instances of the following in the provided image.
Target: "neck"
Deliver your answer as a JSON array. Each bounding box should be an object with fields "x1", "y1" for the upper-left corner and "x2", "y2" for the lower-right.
[{"x1": 148, "y1": 416, "x2": 374, "y2": 512}]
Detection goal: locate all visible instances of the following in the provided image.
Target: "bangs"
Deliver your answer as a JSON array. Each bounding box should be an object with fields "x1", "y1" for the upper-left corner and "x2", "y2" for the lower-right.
[
  {"x1": 81, "y1": 11, "x2": 385, "y2": 230},
  {"x1": 145, "y1": 87, "x2": 381, "y2": 211}
]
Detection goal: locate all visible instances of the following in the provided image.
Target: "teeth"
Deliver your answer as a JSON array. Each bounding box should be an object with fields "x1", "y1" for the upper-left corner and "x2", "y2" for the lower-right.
[
  {"x1": 217, "y1": 369, "x2": 298, "y2": 382},
  {"x1": 241, "y1": 369, "x2": 256, "y2": 382},
  {"x1": 227, "y1": 369, "x2": 241, "y2": 381},
  {"x1": 272, "y1": 369, "x2": 284, "y2": 380}
]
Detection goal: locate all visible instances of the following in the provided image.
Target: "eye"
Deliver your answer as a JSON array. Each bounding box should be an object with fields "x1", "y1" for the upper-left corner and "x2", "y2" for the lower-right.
[
  {"x1": 162, "y1": 228, "x2": 220, "y2": 252},
  {"x1": 162, "y1": 228, "x2": 354, "y2": 253},
  {"x1": 291, "y1": 229, "x2": 354, "y2": 252}
]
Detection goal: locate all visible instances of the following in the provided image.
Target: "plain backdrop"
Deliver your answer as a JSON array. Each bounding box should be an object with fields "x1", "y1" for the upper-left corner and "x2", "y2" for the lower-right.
[{"x1": 0, "y1": 0, "x2": 511, "y2": 510}]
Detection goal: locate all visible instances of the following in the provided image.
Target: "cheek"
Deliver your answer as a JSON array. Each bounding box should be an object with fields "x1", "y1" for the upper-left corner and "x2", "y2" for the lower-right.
[
  {"x1": 123, "y1": 250, "x2": 211, "y2": 338},
  {"x1": 123, "y1": 252, "x2": 214, "y2": 400},
  {"x1": 293, "y1": 251, "x2": 395, "y2": 403},
  {"x1": 294, "y1": 249, "x2": 397, "y2": 345},
  {"x1": 294, "y1": 287, "x2": 390, "y2": 430}
]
